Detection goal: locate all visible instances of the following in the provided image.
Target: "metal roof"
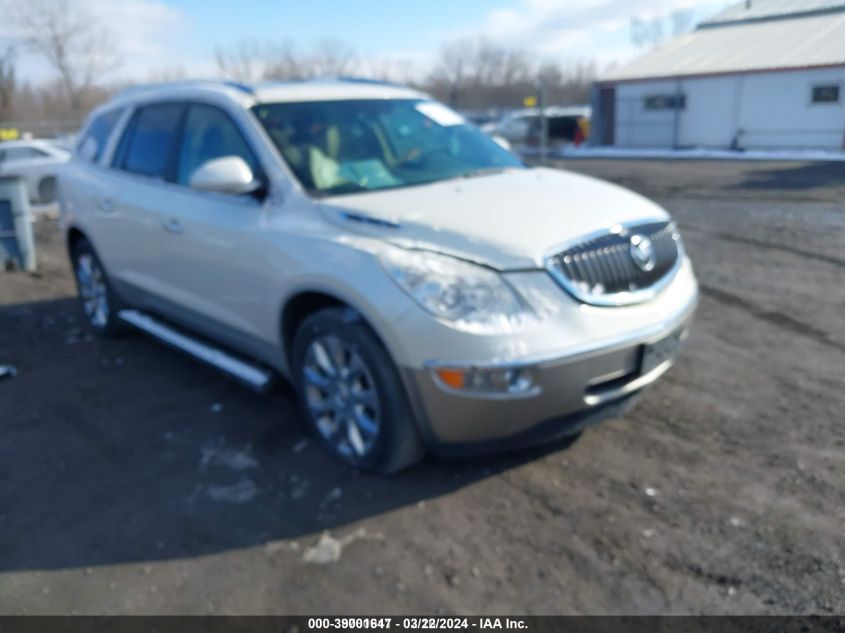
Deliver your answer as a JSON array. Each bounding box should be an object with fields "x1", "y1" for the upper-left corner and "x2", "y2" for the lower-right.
[
  {"x1": 702, "y1": 0, "x2": 845, "y2": 26},
  {"x1": 603, "y1": 1, "x2": 845, "y2": 82}
]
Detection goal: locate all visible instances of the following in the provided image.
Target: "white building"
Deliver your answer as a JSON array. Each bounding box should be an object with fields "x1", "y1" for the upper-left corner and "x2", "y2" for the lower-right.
[{"x1": 592, "y1": 0, "x2": 845, "y2": 150}]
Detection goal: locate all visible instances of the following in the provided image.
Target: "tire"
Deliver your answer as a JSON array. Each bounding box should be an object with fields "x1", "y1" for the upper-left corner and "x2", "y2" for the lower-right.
[
  {"x1": 70, "y1": 238, "x2": 125, "y2": 337},
  {"x1": 38, "y1": 177, "x2": 57, "y2": 204},
  {"x1": 291, "y1": 307, "x2": 423, "y2": 474}
]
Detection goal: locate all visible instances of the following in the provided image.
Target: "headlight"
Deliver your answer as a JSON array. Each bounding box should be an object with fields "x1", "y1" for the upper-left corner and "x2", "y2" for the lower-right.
[{"x1": 379, "y1": 248, "x2": 534, "y2": 334}]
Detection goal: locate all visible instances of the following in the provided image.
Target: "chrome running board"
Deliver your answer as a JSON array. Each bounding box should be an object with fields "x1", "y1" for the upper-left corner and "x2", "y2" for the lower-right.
[{"x1": 118, "y1": 309, "x2": 274, "y2": 392}]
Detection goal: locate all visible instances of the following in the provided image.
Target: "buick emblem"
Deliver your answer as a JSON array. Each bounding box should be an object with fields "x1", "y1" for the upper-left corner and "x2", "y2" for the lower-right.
[{"x1": 629, "y1": 234, "x2": 656, "y2": 272}]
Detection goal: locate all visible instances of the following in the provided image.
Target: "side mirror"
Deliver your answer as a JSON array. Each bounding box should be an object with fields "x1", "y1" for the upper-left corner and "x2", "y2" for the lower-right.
[{"x1": 189, "y1": 156, "x2": 262, "y2": 196}]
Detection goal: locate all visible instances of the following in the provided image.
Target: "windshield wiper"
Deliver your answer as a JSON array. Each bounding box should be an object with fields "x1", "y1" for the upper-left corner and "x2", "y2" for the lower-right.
[{"x1": 456, "y1": 166, "x2": 514, "y2": 180}]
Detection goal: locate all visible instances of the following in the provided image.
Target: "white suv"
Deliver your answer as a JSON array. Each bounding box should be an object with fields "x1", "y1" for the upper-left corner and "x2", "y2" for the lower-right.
[{"x1": 60, "y1": 79, "x2": 698, "y2": 473}]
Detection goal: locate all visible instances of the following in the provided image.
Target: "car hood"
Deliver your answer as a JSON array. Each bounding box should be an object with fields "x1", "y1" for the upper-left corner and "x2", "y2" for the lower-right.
[{"x1": 321, "y1": 167, "x2": 670, "y2": 270}]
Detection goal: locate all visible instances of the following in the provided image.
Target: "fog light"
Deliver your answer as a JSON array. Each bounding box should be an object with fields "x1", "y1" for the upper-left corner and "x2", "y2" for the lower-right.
[{"x1": 432, "y1": 365, "x2": 538, "y2": 396}]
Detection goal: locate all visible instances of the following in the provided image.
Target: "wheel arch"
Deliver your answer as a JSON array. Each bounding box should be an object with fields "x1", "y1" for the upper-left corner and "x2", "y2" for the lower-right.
[
  {"x1": 37, "y1": 175, "x2": 58, "y2": 202},
  {"x1": 280, "y1": 290, "x2": 390, "y2": 369},
  {"x1": 66, "y1": 225, "x2": 89, "y2": 255}
]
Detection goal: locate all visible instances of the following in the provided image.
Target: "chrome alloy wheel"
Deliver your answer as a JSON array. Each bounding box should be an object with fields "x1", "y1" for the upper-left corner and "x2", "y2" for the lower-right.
[
  {"x1": 302, "y1": 335, "x2": 381, "y2": 459},
  {"x1": 75, "y1": 253, "x2": 109, "y2": 328}
]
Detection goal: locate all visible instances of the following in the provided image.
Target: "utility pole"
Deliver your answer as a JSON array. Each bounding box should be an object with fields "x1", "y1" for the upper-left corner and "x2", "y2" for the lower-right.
[{"x1": 537, "y1": 78, "x2": 548, "y2": 164}]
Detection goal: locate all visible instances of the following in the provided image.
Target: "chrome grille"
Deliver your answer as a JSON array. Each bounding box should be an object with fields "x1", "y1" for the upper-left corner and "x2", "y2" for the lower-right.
[{"x1": 546, "y1": 220, "x2": 682, "y2": 306}]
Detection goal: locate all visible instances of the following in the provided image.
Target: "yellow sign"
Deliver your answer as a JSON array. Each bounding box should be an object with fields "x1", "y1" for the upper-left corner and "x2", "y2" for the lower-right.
[
  {"x1": 523, "y1": 96, "x2": 537, "y2": 107},
  {"x1": 0, "y1": 127, "x2": 20, "y2": 141}
]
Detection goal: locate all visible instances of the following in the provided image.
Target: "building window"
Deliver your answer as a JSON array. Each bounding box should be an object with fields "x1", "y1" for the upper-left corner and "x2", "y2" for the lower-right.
[
  {"x1": 643, "y1": 94, "x2": 686, "y2": 111},
  {"x1": 811, "y1": 85, "x2": 840, "y2": 104}
]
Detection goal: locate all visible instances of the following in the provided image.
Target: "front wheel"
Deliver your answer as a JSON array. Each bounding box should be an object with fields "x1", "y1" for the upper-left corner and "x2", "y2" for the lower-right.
[
  {"x1": 71, "y1": 238, "x2": 124, "y2": 336},
  {"x1": 291, "y1": 307, "x2": 423, "y2": 474}
]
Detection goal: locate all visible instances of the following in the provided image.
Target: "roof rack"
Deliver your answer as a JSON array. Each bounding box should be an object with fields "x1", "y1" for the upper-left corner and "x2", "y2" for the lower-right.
[
  {"x1": 111, "y1": 76, "x2": 410, "y2": 103},
  {"x1": 332, "y1": 76, "x2": 405, "y2": 87},
  {"x1": 112, "y1": 79, "x2": 255, "y2": 101},
  {"x1": 253, "y1": 76, "x2": 407, "y2": 89}
]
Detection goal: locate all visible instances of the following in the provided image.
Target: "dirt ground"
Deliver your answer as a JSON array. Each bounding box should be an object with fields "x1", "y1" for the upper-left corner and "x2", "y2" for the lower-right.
[{"x1": 0, "y1": 160, "x2": 843, "y2": 615}]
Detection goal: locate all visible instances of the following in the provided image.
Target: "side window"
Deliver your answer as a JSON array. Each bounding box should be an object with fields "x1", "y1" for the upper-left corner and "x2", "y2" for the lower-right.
[
  {"x1": 811, "y1": 84, "x2": 840, "y2": 104},
  {"x1": 117, "y1": 103, "x2": 185, "y2": 179},
  {"x1": 2, "y1": 147, "x2": 26, "y2": 161},
  {"x1": 77, "y1": 108, "x2": 124, "y2": 163},
  {"x1": 644, "y1": 94, "x2": 686, "y2": 111},
  {"x1": 176, "y1": 104, "x2": 261, "y2": 188},
  {"x1": 4, "y1": 146, "x2": 46, "y2": 161}
]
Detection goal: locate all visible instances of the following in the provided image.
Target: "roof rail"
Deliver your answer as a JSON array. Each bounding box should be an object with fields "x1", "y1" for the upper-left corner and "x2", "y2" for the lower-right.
[
  {"x1": 254, "y1": 76, "x2": 407, "y2": 89},
  {"x1": 332, "y1": 76, "x2": 405, "y2": 87},
  {"x1": 220, "y1": 80, "x2": 255, "y2": 94},
  {"x1": 112, "y1": 79, "x2": 255, "y2": 101}
]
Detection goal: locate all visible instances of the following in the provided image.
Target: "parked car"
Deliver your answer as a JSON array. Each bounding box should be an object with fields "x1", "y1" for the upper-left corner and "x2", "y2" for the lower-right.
[
  {"x1": 60, "y1": 79, "x2": 698, "y2": 473},
  {"x1": 0, "y1": 139, "x2": 70, "y2": 204},
  {"x1": 483, "y1": 106, "x2": 591, "y2": 146},
  {"x1": 459, "y1": 109, "x2": 501, "y2": 127}
]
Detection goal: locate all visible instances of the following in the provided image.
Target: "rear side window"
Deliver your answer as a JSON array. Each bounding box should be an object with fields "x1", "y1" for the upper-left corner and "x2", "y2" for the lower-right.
[
  {"x1": 77, "y1": 108, "x2": 124, "y2": 163},
  {"x1": 2, "y1": 146, "x2": 48, "y2": 160},
  {"x1": 176, "y1": 104, "x2": 261, "y2": 187},
  {"x1": 114, "y1": 103, "x2": 185, "y2": 179}
]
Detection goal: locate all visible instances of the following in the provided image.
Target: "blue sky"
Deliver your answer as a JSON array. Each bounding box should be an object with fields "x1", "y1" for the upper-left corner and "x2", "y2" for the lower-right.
[
  {"x1": 168, "y1": 0, "x2": 497, "y2": 54},
  {"x1": 12, "y1": 0, "x2": 736, "y2": 85}
]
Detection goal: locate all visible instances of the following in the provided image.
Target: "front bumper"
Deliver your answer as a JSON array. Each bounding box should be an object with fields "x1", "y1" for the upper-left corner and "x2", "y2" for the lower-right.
[{"x1": 401, "y1": 297, "x2": 696, "y2": 449}]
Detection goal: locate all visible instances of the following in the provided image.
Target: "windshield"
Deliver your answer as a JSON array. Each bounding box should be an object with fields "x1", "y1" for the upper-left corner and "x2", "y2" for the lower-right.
[{"x1": 252, "y1": 99, "x2": 524, "y2": 196}]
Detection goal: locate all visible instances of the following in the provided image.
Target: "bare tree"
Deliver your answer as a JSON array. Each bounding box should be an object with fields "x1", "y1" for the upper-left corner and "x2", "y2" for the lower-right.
[
  {"x1": 212, "y1": 35, "x2": 594, "y2": 110},
  {"x1": 5, "y1": 0, "x2": 119, "y2": 110},
  {"x1": 536, "y1": 60, "x2": 563, "y2": 87},
  {"x1": 215, "y1": 38, "x2": 358, "y2": 82},
  {"x1": 147, "y1": 66, "x2": 188, "y2": 83},
  {"x1": 427, "y1": 37, "x2": 592, "y2": 109},
  {"x1": 497, "y1": 47, "x2": 532, "y2": 87},
  {"x1": 263, "y1": 41, "x2": 307, "y2": 80},
  {"x1": 358, "y1": 55, "x2": 411, "y2": 83},
  {"x1": 631, "y1": 9, "x2": 696, "y2": 48},
  {"x1": 307, "y1": 39, "x2": 358, "y2": 77},
  {"x1": 0, "y1": 43, "x2": 16, "y2": 111},
  {"x1": 214, "y1": 38, "x2": 265, "y2": 82},
  {"x1": 630, "y1": 16, "x2": 665, "y2": 48}
]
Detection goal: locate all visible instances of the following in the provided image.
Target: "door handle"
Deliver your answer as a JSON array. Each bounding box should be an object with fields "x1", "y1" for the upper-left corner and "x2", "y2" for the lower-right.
[
  {"x1": 98, "y1": 198, "x2": 114, "y2": 213},
  {"x1": 163, "y1": 218, "x2": 183, "y2": 234}
]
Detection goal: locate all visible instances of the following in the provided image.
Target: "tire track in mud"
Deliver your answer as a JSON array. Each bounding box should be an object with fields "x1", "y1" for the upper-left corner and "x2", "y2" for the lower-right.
[
  {"x1": 680, "y1": 224, "x2": 845, "y2": 269},
  {"x1": 699, "y1": 285, "x2": 844, "y2": 354}
]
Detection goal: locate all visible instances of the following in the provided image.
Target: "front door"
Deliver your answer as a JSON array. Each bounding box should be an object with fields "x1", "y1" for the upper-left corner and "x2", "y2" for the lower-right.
[{"x1": 153, "y1": 103, "x2": 281, "y2": 359}]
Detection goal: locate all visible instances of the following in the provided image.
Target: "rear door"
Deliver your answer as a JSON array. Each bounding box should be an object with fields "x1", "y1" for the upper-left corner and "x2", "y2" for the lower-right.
[{"x1": 94, "y1": 102, "x2": 187, "y2": 307}]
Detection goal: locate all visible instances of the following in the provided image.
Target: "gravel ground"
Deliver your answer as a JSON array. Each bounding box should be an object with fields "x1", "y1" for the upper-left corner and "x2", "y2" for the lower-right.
[{"x1": 0, "y1": 160, "x2": 842, "y2": 615}]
